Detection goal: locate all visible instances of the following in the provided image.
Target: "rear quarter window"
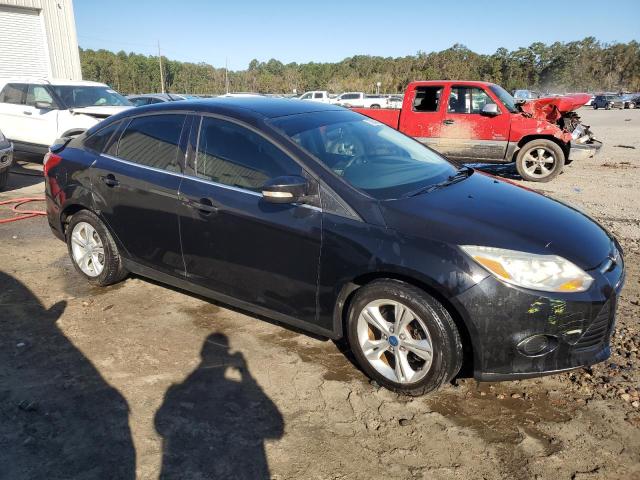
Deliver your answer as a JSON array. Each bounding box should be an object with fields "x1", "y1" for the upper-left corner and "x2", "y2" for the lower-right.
[{"x1": 84, "y1": 121, "x2": 122, "y2": 153}]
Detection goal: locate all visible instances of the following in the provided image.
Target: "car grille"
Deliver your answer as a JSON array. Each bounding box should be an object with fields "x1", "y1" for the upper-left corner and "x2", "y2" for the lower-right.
[{"x1": 574, "y1": 299, "x2": 614, "y2": 352}]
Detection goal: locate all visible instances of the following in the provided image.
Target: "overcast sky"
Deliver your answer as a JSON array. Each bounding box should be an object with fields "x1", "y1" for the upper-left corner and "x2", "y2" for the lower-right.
[{"x1": 75, "y1": 0, "x2": 640, "y2": 70}]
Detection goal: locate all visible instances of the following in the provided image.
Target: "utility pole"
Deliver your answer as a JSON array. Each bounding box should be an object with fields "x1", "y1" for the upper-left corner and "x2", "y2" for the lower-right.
[
  {"x1": 158, "y1": 41, "x2": 165, "y2": 93},
  {"x1": 225, "y1": 57, "x2": 229, "y2": 94}
]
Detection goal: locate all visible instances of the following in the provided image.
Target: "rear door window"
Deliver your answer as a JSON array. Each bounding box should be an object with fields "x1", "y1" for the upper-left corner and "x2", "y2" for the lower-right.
[
  {"x1": 314, "y1": 93, "x2": 323, "y2": 99},
  {"x1": 116, "y1": 114, "x2": 186, "y2": 172},
  {"x1": 190, "y1": 116, "x2": 301, "y2": 192},
  {"x1": 0, "y1": 83, "x2": 27, "y2": 104},
  {"x1": 413, "y1": 86, "x2": 443, "y2": 112}
]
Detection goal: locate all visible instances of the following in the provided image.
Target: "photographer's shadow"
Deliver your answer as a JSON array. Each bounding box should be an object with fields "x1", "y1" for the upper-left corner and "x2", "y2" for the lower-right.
[
  {"x1": 155, "y1": 333, "x2": 284, "y2": 480},
  {"x1": 0, "y1": 271, "x2": 135, "y2": 479}
]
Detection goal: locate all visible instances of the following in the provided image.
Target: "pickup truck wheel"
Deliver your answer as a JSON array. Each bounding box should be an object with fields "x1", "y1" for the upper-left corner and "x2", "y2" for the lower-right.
[
  {"x1": 515, "y1": 140, "x2": 565, "y2": 182},
  {"x1": 347, "y1": 280, "x2": 463, "y2": 395}
]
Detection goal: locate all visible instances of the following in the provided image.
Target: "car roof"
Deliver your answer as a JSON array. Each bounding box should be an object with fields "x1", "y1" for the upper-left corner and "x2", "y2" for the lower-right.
[
  {"x1": 0, "y1": 77, "x2": 108, "y2": 87},
  {"x1": 409, "y1": 80, "x2": 495, "y2": 88},
  {"x1": 127, "y1": 93, "x2": 179, "y2": 100},
  {"x1": 124, "y1": 97, "x2": 344, "y2": 119}
]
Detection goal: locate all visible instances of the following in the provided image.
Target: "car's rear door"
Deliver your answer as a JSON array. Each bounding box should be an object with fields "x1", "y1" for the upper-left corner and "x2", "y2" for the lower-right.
[
  {"x1": 0, "y1": 83, "x2": 29, "y2": 142},
  {"x1": 439, "y1": 85, "x2": 511, "y2": 161},
  {"x1": 177, "y1": 114, "x2": 321, "y2": 324},
  {"x1": 397, "y1": 84, "x2": 445, "y2": 149},
  {"x1": 91, "y1": 112, "x2": 189, "y2": 276}
]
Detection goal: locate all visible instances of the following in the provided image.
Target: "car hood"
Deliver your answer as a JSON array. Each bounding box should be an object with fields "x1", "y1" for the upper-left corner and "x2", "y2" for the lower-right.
[
  {"x1": 69, "y1": 105, "x2": 132, "y2": 118},
  {"x1": 379, "y1": 172, "x2": 613, "y2": 271},
  {"x1": 519, "y1": 94, "x2": 591, "y2": 123}
]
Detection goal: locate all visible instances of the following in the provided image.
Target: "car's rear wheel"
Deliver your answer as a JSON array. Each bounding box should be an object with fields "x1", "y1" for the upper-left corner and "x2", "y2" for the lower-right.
[
  {"x1": 515, "y1": 139, "x2": 565, "y2": 182},
  {"x1": 66, "y1": 210, "x2": 128, "y2": 286},
  {"x1": 347, "y1": 280, "x2": 463, "y2": 395}
]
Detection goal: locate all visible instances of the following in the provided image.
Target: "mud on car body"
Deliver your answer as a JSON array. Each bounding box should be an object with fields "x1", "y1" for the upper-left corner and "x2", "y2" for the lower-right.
[{"x1": 44, "y1": 98, "x2": 624, "y2": 395}]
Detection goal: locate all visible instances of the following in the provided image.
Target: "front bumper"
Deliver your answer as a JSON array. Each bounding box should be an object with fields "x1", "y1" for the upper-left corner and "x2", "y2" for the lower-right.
[
  {"x1": 0, "y1": 141, "x2": 13, "y2": 173},
  {"x1": 569, "y1": 140, "x2": 602, "y2": 161},
  {"x1": 453, "y1": 246, "x2": 625, "y2": 381}
]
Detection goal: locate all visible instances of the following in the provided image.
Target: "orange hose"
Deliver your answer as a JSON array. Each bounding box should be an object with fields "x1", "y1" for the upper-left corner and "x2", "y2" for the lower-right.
[{"x1": 0, "y1": 197, "x2": 47, "y2": 224}]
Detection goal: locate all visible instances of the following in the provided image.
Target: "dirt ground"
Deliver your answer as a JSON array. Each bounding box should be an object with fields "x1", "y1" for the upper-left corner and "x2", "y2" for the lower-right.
[{"x1": 1, "y1": 108, "x2": 639, "y2": 480}]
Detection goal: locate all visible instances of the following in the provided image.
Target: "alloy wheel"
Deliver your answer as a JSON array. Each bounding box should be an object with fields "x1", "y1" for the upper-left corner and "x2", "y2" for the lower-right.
[
  {"x1": 522, "y1": 147, "x2": 556, "y2": 179},
  {"x1": 356, "y1": 299, "x2": 433, "y2": 384},
  {"x1": 70, "y1": 221, "x2": 105, "y2": 277}
]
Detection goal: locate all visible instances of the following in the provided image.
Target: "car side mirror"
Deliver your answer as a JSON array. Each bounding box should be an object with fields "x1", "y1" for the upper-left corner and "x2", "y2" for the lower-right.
[
  {"x1": 35, "y1": 101, "x2": 53, "y2": 110},
  {"x1": 481, "y1": 103, "x2": 500, "y2": 115},
  {"x1": 261, "y1": 175, "x2": 309, "y2": 204}
]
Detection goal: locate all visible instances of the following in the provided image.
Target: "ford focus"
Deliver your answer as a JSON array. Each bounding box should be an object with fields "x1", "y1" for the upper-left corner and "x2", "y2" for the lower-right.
[{"x1": 44, "y1": 98, "x2": 625, "y2": 395}]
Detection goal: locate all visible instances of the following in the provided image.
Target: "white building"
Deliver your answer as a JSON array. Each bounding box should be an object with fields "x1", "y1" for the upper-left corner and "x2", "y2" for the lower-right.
[{"x1": 0, "y1": 0, "x2": 81, "y2": 80}]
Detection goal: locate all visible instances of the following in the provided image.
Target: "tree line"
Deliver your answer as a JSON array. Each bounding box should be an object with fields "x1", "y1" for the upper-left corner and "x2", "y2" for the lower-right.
[{"x1": 80, "y1": 37, "x2": 640, "y2": 96}]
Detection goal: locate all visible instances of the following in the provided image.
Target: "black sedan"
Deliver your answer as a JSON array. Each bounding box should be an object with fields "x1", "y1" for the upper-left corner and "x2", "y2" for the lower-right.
[{"x1": 43, "y1": 98, "x2": 625, "y2": 395}]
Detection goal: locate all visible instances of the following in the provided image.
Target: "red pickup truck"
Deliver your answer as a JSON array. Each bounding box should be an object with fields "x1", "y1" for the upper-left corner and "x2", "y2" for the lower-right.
[{"x1": 354, "y1": 81, "x2": 601, "y2": 182}]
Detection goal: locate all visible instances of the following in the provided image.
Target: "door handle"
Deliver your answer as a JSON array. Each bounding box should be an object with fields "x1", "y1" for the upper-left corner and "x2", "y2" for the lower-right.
[
  {"x1": 101, "y1": 174, "x2": 119, "y2": 187},
  {"x1": 443, "y1": 119, "x2": 455, "y2": 125},
  {"x1": 23, "y1": 111, "x2": 33, "y2": 116},
  {"x1": 184, "y1": 197, "x2": 218, "y2": 215}
]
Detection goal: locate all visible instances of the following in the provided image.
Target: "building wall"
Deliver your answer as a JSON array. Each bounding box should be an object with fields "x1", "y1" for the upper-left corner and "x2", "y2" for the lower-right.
[{"x1": 0, "y1": 0, "x2": 81, "y2": 79}]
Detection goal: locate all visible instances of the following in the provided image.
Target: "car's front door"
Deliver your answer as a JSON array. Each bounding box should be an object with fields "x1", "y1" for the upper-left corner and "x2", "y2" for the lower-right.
[
  {"x1": 178, "y1": 115, "x2": 321, "y2": 324},
  {"x1": 91, "y1": 113, "x2": 188, "y2": 276},
  {"x1": 22, "y1": 84, "x2": 59, "y2": 146},
  {"x1": 438, "y1": 85, "x2": 511, "y2": 161}
]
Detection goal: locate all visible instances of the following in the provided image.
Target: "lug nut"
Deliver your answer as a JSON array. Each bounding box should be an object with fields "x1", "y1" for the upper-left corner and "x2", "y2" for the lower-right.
[
  {"x1": 400, "y1": 346, "x2": 406, "y2": 352},
  {"x1": 399, "y1": 333, "x2": 406, "y2": 340}
]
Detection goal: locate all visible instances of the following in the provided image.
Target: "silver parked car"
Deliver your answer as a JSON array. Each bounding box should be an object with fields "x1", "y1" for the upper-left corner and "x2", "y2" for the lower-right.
[
  {"x1": 126, "y1": 93, "x2": 199, "y2": 107},
  {"x1": 0, "y1": 128, "x2": 13, "y2": 190}
]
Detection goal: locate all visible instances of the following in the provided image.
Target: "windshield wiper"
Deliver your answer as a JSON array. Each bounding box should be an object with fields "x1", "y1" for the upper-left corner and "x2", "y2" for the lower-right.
[{"x1": 406, "y1": 166, "x2": 473, "y2": 197}]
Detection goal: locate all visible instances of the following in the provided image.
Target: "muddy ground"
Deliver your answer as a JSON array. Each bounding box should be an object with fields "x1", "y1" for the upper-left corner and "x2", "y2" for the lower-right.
[{"x1": 1, "y1": 108, "x2": 639, "y2": 480}]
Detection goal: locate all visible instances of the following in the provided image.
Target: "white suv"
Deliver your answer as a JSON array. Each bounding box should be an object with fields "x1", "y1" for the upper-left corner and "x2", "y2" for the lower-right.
[{"x1": 0, "y1": 78, "x2": 132, "y2": 157}]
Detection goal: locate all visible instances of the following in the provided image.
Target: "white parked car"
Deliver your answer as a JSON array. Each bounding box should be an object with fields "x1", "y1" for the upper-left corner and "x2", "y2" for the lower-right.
[
  {"x1": 333, "y1": 92, "x2": 388, "y2": 109},
  {"x1": 297, "y1": 91, "x2": 333, "y2": 103},
  {"x1": 0, "y1": 78, "x2": 132, "y2": 157}
]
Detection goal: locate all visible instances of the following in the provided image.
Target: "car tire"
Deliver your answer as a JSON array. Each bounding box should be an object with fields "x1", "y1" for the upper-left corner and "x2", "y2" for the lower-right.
[
  {"x1": 66, "y1": 209, "x2": 128, "y2": 287},
  {"x1": 0, "y1": 169, "x2": 8, "y2": 190},
  {"x1": 593, "y1": 104, "x2": 598, "y2": 109},
  {"x1": 515, "y1": 139, "x2": 565, "y2": 183},
  {"x1": 370, "y1": 104, "x2": 381, "y2": 109},
  {"x1": 605, "y1": 103, "x2": 610, "y2": 110},
  {"x1": 346, "y1": 279, "x2": 463, "y2": 396}
]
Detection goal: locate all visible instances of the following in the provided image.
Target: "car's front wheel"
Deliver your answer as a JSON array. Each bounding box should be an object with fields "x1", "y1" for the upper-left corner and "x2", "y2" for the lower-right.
[
  {"x1": 347, "y1": 280, "x2": 463, "y2": 395},
  {"x1": 66, "y1": 210, "x2": 128, "y2": 286},
  {"x1": 515, "y1": 139, "x2": 565, "y2": 182},
  {"x1": 0, "y1": 169, "x2": 8, "y2": 190}
]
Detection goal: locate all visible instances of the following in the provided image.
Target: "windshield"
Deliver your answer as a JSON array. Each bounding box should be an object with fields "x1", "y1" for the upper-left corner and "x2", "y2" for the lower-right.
[
  {"x1": 490, "y1": 85, "x2": 518, "y2": 113},
  {"x1": 270, "y1": 110, "x2": 455, "y2": 200},
  {"x1": 52, "y1": 85, "x2": 132, "y2": 108}
]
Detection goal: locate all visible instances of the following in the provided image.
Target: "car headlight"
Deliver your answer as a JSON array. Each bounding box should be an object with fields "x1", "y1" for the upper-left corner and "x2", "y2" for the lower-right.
[{"x1": 461, "y1": 246, "x2": 594, "y2": 293}]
